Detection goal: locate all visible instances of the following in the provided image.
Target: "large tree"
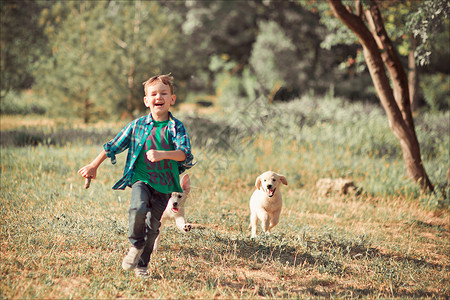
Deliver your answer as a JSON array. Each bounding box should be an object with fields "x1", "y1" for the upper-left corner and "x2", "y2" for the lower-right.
[
  {"x1": 325, "y1": 0, "x2": 435, "y2": 191},
  {"x1": 34, "y1": 1, "x2": 189, "y2": 122},
  {"x1": 0, "y1": 0, "x2": 48, "y2": 96}
]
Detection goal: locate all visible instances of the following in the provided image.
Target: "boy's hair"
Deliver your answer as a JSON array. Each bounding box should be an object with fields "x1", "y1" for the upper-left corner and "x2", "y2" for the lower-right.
[{"x1": 143, "y1": 74, "x2": 174, "y2": 95}]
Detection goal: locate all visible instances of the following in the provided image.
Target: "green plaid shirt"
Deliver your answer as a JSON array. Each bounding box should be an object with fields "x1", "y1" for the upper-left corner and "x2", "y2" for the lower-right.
[{"x1": 104, "y1": 112, "x2": 194, "y2": 190}]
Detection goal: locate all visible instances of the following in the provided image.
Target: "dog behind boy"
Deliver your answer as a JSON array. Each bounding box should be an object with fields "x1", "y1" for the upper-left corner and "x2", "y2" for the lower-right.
[{"x1": 153, "y1": 173, "x2": 191, "y2": 253}]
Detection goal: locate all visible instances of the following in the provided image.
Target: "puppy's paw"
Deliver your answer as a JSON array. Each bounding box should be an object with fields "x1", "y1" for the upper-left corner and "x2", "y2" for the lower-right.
[{"x1": 183, "y1": 223, "x2": 192, "y2": 232}]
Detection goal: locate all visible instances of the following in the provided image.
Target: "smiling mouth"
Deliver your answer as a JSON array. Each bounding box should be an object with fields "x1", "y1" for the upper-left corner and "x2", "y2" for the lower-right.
[
  {"x1": 171, "y1": 207, "x2": 179, "y2": 213},
  {"x1": 154, "y1": 103, "x2": 164, "y2": 107},
  {"x1": 266, "y1": 188, "x2": 276, "y2": 197}
]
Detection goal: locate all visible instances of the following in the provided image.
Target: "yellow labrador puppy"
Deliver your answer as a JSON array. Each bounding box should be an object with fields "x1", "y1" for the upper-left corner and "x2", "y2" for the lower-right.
[
  {"x1": 250, "y1": 171, "x2": 288, "y2": 238},
  {"x1": 153, "y1": 173, "x2": 191, "y2": 253}
]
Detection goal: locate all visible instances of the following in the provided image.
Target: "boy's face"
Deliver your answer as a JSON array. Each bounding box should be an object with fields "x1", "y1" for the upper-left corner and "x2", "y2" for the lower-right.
[{"x1": 144, "y1": 81, "x2": 176, "y2": 121}]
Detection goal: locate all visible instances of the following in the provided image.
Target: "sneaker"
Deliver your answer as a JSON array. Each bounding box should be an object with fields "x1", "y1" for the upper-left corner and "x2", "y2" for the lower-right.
[
  {"x1": 122, "y1": 246, "x2": 144, "y2": 270},
  {"x1": 134, "y1": 266, "x2": 149, "y2": 278}
]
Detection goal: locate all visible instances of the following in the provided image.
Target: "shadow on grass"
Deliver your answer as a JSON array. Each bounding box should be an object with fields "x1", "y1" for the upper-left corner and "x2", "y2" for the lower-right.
[{"x1": 178, "y1": 228, "x2": 446, "y2": 298}]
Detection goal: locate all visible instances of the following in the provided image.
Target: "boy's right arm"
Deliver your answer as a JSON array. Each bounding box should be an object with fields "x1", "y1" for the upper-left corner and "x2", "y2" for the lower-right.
[{"x1": 78, "y1": 149, "x2": 107, "y2": 179}]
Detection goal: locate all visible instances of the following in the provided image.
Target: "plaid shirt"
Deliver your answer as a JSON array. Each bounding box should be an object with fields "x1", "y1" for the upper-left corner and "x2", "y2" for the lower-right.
[{"x1": 103, "y1": 112, "x2": 195, "y2": 190}]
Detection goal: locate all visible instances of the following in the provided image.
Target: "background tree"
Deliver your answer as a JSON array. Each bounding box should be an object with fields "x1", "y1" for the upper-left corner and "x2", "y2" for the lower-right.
[
  {"x1": 34, "y1": 1, "x2": 191, "y2": 122},
  {"x1": 407, "y1": 0, "x2": 450, "y2": 111},
  {"x1": 248, "y1": 2, "x2": 330, "y2": 101},
  {"x1": 178, "y1": 0, "x2": 364, "y2": 102},
  {"x1": 324, "y1": 0, "x2": 436, "y2": 191},
  {"x1": 34, "y1": 1, "x2": 109, "y2": 123},
  {"x1": 0, "y1": 0, "x2": 49, "y2": 97}
]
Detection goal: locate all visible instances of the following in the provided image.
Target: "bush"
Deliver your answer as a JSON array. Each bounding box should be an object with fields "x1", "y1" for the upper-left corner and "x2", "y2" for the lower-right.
[
  {"x1": 184, "y1": 95, "x2": 447, "y2": 199},
  {"x1": 249, "y1": 21, "x2": 299, "y2": 96},
  {"x1": 0, "y1": 127, "x2": 118, "y2": 147},
  {"x1": 420, "y1": 73, "x2": 450, "y2": 111},
  {"x1": 1, "y1": 91, "x2": 47, "y2": 115},
  {"x1": 2, "y1": 95, "x2": 447, "y2": 200},
  {"x1": 210, "y1": 55, "x2": 260, "y2": 109}
]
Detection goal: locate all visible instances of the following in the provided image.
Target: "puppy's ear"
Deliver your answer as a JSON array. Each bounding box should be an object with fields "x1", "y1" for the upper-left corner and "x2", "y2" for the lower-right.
[
  {"x1": 255, "y1": 176, "x2": 262, "y2": 190},
  {"x1": 280, "y1": 175, "x2": 288, "y2": 185},
  {"x1": 180, "y1": 174, "x2": 191, "y2": 192}
]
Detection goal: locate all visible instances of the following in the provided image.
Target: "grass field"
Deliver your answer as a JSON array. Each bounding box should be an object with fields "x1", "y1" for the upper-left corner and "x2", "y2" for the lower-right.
[{"x1": 1, "y1": 97, "x2": 449, "y2": 298}]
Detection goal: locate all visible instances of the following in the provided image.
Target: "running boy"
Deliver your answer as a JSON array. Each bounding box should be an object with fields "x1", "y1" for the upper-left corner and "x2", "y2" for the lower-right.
[{"x1": 78, "y1": 74, "x2": 194, "y2": 278}]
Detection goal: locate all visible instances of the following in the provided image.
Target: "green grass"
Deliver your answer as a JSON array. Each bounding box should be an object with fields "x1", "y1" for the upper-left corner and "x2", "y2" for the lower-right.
[{"x1": 1, "y1": 96, "x2": 449, "y2": 298}]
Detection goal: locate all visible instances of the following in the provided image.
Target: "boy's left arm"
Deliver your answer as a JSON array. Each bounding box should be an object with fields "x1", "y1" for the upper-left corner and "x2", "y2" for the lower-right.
[{"x1": 146, "y1": 150, "x2": 186, "y2": 162}]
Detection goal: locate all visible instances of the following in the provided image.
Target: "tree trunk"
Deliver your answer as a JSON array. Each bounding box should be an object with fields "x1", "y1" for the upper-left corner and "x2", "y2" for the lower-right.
[
  {"x1": 408, "y1": 35, "x2": 419, "y2": 112},
  {"x1": 327, "y1": 0, "x2": 433, "y2": 192},
  {"x1": 126, "y1": 65, "x2": 135, "y2": 118},
  {"x1": 126, "y1": 0, "x2": 141, "y2": 119},
  {"x1": 80, "y1": 2, "x2": 91, "y2": 124},
  {"x1": 83, "y1": 91, "x2": 91, "y2": 124}
]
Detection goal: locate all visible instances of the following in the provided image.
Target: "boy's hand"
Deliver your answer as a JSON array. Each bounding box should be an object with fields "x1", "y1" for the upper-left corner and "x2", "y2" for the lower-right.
[
  {"x1": 78, "y1": 164, "x2": 97, "y2": 180},
  {"x1": 146, "y1": 150, "x2": 164, "y2": 162},
  {"x1": 77, "y1": 150, "x2": 107, "y2": 189},
  {"x1": 78, "y1": 164, "x2": 97, "y2": 189}
]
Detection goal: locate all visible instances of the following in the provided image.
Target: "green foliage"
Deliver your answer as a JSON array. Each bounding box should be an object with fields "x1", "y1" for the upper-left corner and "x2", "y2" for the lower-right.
[
  {"x1": 250, "y1": 21, "x2": 295, "y2": 92},
  {"x1": 420, "y1": 73, "x2": 450, "y2": 111},
  {"x1": 312, "y1": 0, "x2": 450, "y2": 108},
  {"x1": 34, "y1": 1, "x2": 115, "y2": 121},
  {"x1": 181, "y1": 1, "x2": 261, "y2": 65},
  {"x1": 407, "y1": 0, "x2": 450, "y2": 66},
  {"x1": 189, "y1": 95, "x2": 448, "y2": 200},
  {"x1": 184, "y1": 0, "x2": 358, "y2": 100},
  {"x1": 309, "y1": 0, "x2": 357, "y2": 50},
  {"x1": 315, "y1": 0, "x2": 449, "y2": 67},
  {"x1": 0, "y1": 91, "x2": 47, "y2": 115},
  {"x1": 33, "y1": 1, "x2": 192, "y2": 122},
  {"x1": 0, "y1": 0, "x2": 49, "y2": 95},
  {"x1": 209, "y1": 56, "x2": 259, "y2": 108},
  {"x1": 2, "y1": 0, "x2": 448, "y2": 120}
]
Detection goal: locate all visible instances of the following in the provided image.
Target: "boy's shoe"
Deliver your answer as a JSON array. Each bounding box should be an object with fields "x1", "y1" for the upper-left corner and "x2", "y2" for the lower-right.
[
  {"x1": 134, "y1": 267, "x2": 150, "y2": 278},
  {"x1": 122, "y1": 246, "x2": 144, "y2": 270}
]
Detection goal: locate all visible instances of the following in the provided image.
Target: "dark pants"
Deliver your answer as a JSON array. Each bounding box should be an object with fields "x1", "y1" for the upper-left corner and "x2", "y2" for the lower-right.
[{"x1": 128, "y1": 181, "x2": 170, "y2": 267}]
